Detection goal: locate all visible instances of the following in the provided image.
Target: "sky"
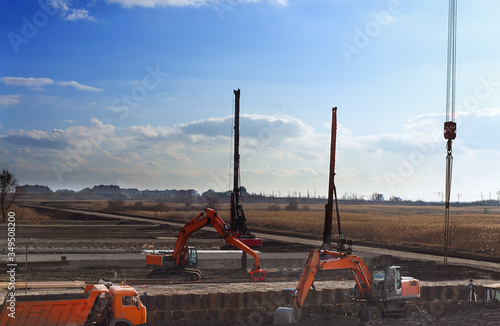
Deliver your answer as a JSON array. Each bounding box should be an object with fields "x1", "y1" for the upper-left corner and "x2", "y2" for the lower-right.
[{"x1": 1, "y1": 0, "x2": 500, "y2": 202}]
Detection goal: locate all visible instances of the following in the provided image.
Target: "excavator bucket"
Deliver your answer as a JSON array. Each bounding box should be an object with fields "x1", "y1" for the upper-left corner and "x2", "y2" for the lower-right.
[
  {"x1": 273, "y1": 307, "x2": 300, "y2": 325},
  {"x1": 249, "y1": 269, "x2": 266, "y2": 282}
]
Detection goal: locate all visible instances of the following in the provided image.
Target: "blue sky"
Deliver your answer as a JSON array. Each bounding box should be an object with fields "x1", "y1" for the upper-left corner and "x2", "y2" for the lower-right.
[{"x1": 1, "y1": 0, "x2": 500, "y2": 202}]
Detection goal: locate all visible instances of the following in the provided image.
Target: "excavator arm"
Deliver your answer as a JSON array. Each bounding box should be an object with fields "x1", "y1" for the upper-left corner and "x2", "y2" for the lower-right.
[
  {"x1": 291, "y1": 249, "x2": 371, "y2": 309},
  {"x1": 148, "y1": 208, "x2": 266, "y2": 282}
]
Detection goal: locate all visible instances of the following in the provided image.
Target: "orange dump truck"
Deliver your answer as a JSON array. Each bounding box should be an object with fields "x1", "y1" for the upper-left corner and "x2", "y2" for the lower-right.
[{"x1": 0, "y1": 284, "x2": 146, "y2": 326}]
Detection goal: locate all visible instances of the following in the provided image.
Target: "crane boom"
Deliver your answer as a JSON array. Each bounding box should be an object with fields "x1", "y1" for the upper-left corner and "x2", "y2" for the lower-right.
[{"x1": 443, "y1": 0, "x2": 458, "y2": 265}]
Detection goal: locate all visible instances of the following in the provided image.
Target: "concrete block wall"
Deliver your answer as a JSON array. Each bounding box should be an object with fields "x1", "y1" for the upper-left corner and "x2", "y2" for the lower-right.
[{"x1": 139, "y1": 285, "x2": 477, "y2": 324}]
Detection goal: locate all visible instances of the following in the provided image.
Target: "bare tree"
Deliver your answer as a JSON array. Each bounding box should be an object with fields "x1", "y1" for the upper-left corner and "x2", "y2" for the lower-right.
[{"x1": 0, "y1": 169, "x2": 23, "y2": 222}]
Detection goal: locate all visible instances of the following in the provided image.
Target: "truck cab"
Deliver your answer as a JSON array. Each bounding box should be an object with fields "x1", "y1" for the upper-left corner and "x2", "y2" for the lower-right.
[{"x1": 108, "y1": 285, "x2": 147, "y2": 326}]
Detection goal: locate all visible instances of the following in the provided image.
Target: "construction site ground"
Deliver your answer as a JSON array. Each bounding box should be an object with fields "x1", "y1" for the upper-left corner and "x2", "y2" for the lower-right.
[{"x1": 1, "y1": 206, "x2": 500, "y2": 325}]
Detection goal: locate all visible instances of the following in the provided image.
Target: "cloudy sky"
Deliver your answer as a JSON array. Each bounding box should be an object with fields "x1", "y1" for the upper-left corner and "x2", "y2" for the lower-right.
[{"x1": 1, "y1": 0, "x2": 500, "y2": 202}]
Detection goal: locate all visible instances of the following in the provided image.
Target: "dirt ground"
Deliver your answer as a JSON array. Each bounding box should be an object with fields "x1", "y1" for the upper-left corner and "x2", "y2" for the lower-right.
[{"x1": 1, "y1": 206, "x2": 499, "y2": 325}]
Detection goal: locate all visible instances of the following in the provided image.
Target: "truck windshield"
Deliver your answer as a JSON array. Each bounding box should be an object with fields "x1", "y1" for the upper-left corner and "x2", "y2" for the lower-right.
[{"x1": 122, "y1": 296, "x2": 134, "y2": 306}]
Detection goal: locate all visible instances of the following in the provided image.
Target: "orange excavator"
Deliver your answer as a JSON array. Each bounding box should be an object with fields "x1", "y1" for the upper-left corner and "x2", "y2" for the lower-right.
[
  {"x1": 275, "y1": 247, "x2": 421, "y2": 323},
  {"x1": 145, "y1": 208, "x2": 266, "y2": 282}
]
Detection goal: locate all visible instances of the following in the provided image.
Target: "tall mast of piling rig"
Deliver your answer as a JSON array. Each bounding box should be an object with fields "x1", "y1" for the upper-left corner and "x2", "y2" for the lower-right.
[
  {"x1": 229, "y1": 89, "x2": 263, "y2": 251},
  {"x1": 230, "y1": 89, "x2": 247, "y2": 235},
  {"x1": 323, "y1": 107, "x2": 346, "y2": 252}
]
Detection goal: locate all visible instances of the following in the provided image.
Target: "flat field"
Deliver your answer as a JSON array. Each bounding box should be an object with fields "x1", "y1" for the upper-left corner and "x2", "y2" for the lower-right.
[{"x1": 15, "y1": 200, "x2": 500, "y2": 258}]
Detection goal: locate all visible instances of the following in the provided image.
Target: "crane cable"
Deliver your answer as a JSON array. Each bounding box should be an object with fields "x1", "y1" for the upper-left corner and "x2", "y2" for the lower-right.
[{"x1": 444, "y1": 0, "x2": 458, "y2": 265}]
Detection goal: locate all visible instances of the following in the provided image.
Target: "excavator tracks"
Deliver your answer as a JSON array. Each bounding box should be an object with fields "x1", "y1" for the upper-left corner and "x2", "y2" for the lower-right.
[{"x1": 147, "y1": 268, "x2": 202, "y2": 282}]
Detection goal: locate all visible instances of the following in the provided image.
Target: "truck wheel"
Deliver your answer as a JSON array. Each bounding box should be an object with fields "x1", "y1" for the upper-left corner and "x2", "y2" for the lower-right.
[
  {"x1": 404, "y1": 304, "x2": 420, "y2": 317},
  {"x1": 361, "y1": 306, "x2": 381, "y2": 322}
]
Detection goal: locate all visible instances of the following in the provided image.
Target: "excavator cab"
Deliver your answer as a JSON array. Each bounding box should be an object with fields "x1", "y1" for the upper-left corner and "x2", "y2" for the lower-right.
[
  {"x1": 370, "y1": 266, "x2": 402, "y2": 301},
  {"x1": 186, "y1": 247, "x2": 198, "y2": 267}
]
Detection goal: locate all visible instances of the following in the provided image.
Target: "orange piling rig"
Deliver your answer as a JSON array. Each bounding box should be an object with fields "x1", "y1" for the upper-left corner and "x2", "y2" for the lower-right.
[{"x1": 230, "y1": 89, "x2": 263, "y2": 248}]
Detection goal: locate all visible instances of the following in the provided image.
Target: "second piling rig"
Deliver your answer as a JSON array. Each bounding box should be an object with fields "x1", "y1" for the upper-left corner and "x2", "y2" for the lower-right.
[{"x1": 274, "y1": 108, "x2": 420, "y2": 324}]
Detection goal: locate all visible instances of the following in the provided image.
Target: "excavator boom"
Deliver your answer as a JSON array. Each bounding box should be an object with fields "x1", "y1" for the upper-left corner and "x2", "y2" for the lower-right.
[{"x1": 291, "y1": 249, "x2": 371, "y2": 309}]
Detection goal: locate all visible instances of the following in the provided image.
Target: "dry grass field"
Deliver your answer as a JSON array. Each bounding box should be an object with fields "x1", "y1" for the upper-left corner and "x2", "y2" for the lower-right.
[
  {"x1": 19, "y1": 199, "x2": 500, "y2": 256},
  {"x1": 239, "y1": 203, "x2": 500, "y2": 255}
]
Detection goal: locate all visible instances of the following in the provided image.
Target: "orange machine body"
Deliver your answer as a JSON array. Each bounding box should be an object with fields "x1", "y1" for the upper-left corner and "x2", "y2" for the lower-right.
[{"x1": 0, "y1": 284, "x2": 146, "y2": 326}]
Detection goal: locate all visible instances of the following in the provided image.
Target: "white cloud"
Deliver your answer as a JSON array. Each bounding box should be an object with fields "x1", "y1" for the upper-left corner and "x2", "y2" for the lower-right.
[
  {"x1": 269, "y1": 0, "x2": 288, "y2": 5},
  {"x1": 57, "y1": 81, "x2": 103, "y2": 92},
  {"x1": 48, "y1": 0, "x2": 96, "y2": 21},
  {"x1": 2, "y1": 111, "x2": 498, "y2": 200},
  {"x1": 1, "y1": 77, "x2": 54, "y2": 91},
  {"x1": 65, "y1": 8, "x2": 95, "y2": 21},
  {"x1": 0, "y1": 94, "x2": 22, "y2": 106},
  {"x1": 1, "y1": 118, "x2": 116, "y2": 149},
  {"x1": 1, "y1": 77, "x2": 103, "y2": 92}
]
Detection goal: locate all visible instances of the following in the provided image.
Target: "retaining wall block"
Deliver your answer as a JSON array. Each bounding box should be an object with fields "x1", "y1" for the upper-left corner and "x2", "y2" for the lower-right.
[
  {"x1": 199, "y1": 309, "x2": 209, "y2": 321},
  {"x1": 216, "y1": 309, "x2": 225, "y2": 321},
  {"x1": 224, "y1": 308, "x2": 234, "y2": 320},
  {"x1": 163, "y1": 294, "x2": 172, "y2": 311},
  {"x1": 140, "y1": 294, "x2": 148, "y2": 309},
  {"x1": 144, "y1": 295, "x2": 155, "y2": 312},
  {"x1": 208, "y1": 293, "x2": 218, "y2": 310},
  {"x1": 170, "y1": 294, "x2": 180, "y2": 311},
  {"x1": 193, "y1": 294, "x2": 202, "y2": 310},
  {"x1": 172, "y1": 310, "x2": 183, "y2": 320},
  {"x1": 222, "y1": 292, "x2": 232, "y2": 308},
  {"x1": 244, "y1": 291, "x2": 254, "y2": 308},
  {"x1": 200, "y1": 294, "x2": 209, "y2": 310},
  {"x1": 228, "y1": 292, "x2": 243, "y2": 309},
  {"x1": 154, "y1": 311, "x2": 165, "y2": 322},
  {"x1": 281, "y1": 289, "x2": 293, "y2": 304},
  {"x1": 321, "y1": 289, "x2": 331, "y2": 305},
  {"x1": 180, "y1": 294, "x2": 193, "y2": 310},
  {"x1": 189, "y1": 310, "x2": 199, "y2": 320},
  {"x1": 303, "y1": 289, "x2": 318, "y2": 305},
  {"x1": 269, "y1": 290, "x2": 287, "y2": 307},
  {"x1": 420, "y1": 286, "x2": 430, "y2": 301},
  {"x1": 240, "y1": 307, "x2": 252, "y2": 318},
  {"x1": 208, "y1": 309, "x2": 218, "y2": 319},
  {"x1": 155, "y1": 295, "x2": 165, "y2": 312},
  {"x1": 163, "y1": 310, "x2": 173, "y2": 323}
]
